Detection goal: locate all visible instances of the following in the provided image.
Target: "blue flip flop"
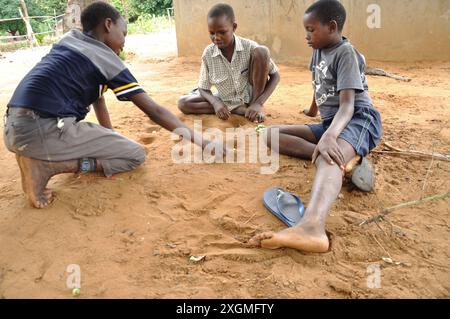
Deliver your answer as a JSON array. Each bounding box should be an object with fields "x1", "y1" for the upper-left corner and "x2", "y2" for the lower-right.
[{"x1": 263, "y1": 187, "x2": 305, "y2": 227}]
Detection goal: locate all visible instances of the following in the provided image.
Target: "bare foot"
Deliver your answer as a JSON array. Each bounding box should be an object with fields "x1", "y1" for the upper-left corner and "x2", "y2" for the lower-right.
[
  {"x1": 344, "y1": 155, "x2": 362, "y2": 176},
  {"x1": 248, "y1": 226, "x2": 330, "y2": 253},
  {"x1": 16, "y1": 155, "x2": 53, "y2": 201},
  {"x1": 232, "y1": 105, "x2": 266, "y2": 123},
  {"x1": 43, "y1": 188, "x2": 54, "y2": 201},
  {"x1": 17, "y1": 156, "x2": 56, "y2": 209},
  {"x1": 255, "y1": 112, "x2": 266, "y2": 123},
  {"x1": 231, "y1": 105, "x2": 247, "y2": 116}
]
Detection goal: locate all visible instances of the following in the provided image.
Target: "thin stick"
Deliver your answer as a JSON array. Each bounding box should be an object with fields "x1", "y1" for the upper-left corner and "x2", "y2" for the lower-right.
[
  {"x1": 381, "y1": 142, "x2": 449, "y2": 161},
  {"x1": 365, "y1": 67, "x2": 411, "y2": 82},
  {"x1": 369, "y1": 233, "x2": 392, "y2": 259},
  {"x1": 374, "y1": 220, "x2": 389, "y2": 237},
  {"x1": 372, "y1": 150, "x2": 449, "y2": 162},
  {"x1": 243, "y1": 212, "x2": 258, "y2": 226},
  {"x1": 383, "y1": 142, "x2": 403, "y2": 152},
  {"x1": 360, "y1": 190, "x2": 450, "y2": 226},
  {"x1": 0, "y1": 15, "x2": 58, "y2": 22},
  {"x1": 421, "y1": 142, "x2": 437, "y2": 198}
]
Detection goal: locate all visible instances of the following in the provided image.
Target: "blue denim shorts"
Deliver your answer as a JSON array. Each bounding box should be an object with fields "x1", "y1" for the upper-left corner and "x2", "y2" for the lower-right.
[{"x1": 307, "y1": 105, "x2": 382, "y2": 157}]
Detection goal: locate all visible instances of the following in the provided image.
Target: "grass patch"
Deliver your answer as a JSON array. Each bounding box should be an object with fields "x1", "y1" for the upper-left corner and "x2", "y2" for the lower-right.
[{"x1": 127, "y1": 14, "x2": 174, "y2": 34}]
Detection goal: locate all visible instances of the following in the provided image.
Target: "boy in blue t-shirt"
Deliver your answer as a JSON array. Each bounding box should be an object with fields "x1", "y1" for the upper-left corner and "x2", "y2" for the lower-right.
[
  {"x1": 250, "y1": 0, "x2": 382, "y2": 253},
  {"x1": 4, "y1": 2, "x2": 212, "y2": 209}
]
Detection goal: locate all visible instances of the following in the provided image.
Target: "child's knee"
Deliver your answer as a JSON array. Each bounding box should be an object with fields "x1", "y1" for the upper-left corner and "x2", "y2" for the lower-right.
[
  {"x1": 177, "y1": 96, "x2": 189, "y2": 113},
  {"x1": 130, "y1": 144, "x2": 146, "y2": 168},
  {"x1": 314, "y1": 155, "x2": 334, "y2": 169}
]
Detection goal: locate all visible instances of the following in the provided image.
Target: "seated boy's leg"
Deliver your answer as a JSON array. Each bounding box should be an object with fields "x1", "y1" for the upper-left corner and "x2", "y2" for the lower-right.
[
  {"x1": 338, "y1": 106, "x2": 382, "y2": 191},
  {"x1": 178, "y1": 94, "x2": 215, "y2": 115},
  {"x1": 249, "y1": 139, "x2": 356, "y2": 253},
  {"x1": 54, "y1": 120, "x2": 146, "y2": 177},
  {"x1": 246, "y1": 46, "x2": 271, "y2": 121},
  {"x1": 266, "y1": 125, "x2": 319, "y2": 159},
  {"x1": 249, "y1": 46, "x2": 270, "y2": 95}
]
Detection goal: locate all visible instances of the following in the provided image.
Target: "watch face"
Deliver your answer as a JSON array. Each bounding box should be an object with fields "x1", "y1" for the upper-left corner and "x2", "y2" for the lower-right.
[{"x1": 81, "y1": 160, "x2": 90, "y2": 172}]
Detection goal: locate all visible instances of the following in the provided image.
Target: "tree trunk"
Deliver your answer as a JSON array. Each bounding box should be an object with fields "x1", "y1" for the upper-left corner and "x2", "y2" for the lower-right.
[
  {"x1": 19, "y1": 0, "x2": 38, "y2": 47},
  {"x1": 64, "y1": 0, "x2": 109, "y2": 33}
]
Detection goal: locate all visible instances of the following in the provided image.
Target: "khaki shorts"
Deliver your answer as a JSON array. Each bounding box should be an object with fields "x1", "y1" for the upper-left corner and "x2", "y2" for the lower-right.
[{"x1": 3, "y1": 107, "x2": 146, "y2": 176}]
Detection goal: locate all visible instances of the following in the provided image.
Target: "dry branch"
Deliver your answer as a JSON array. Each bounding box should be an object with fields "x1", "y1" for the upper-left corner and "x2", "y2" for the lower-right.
[
  {"x1": 373, "y1": 142, "x2": 450, "y2": 162},
  {"x1": 360, "y1": 190, "x2": 450, "y2": 226}
]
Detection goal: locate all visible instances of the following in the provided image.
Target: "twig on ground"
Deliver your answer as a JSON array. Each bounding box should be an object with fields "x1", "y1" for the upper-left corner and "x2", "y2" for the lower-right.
[
  {"x1": 421, "y1": 142, "x2": 437, "y2": 198},
  {"x1": 383, "y1": 142, "x2": 402, "y2": 152},
  {"x1": 369, "y1": 233, "x2": 392, "y2": 259},
  {"x1": 374, "y1": 220, "x2": 389, "y2": 237},
  {"x1": 373, "y1": 142, "x2": 450, "y2": 162},
  {"x1": 372, "y1": 150, "x2": 449, "y2": 162},
  {"x1": 360, "y1": 190, "x2": 450, "y2": 226},
  {"x1": 243, "y1": 212, "x2": 258, "y2": 226},
  {"x1": 365, "y1": 67, "x2": 412, "y2": 82}
]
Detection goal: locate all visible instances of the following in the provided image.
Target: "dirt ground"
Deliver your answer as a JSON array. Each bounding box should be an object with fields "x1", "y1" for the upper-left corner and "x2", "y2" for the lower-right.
[{"x1": 0, "y1": 30, "x2": 449, "y2": 299}]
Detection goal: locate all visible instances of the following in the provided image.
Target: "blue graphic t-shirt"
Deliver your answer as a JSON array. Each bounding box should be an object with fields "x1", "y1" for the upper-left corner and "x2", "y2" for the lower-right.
[{"x1": 309, "y1": 37, "x2": 373, "y2": 121}]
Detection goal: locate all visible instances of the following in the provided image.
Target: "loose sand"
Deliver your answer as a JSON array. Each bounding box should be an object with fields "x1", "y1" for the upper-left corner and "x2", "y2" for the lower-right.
[{"x1": 0, "y1": 30, "x2": 449, "y2": 298}]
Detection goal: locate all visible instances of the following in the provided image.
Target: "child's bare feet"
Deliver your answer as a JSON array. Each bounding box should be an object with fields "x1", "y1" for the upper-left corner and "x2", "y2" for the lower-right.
[
  {"x1": 16, "y1": 156, "x2": 55, "y2": 209},
  {"x1": 232, "y1": 105, "x2": 247, "y2": 116},
  {"x1": 344, "y1": 155, "x2": 362, "y2": 176},
  {"x1": 16, "y1": 156, "x2": 78, "y2": 209},
  {"x1": 16, "y1": 154, "x2": 53, "y2": 200},
  {"x1": 232, "y1": 105, "x2": 265, "y2": 123},
  {"x1": 248, "y1": 224, "x2": 330, "y2": 253}
]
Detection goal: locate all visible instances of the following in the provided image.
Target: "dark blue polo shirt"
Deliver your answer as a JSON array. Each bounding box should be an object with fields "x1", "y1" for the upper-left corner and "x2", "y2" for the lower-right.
[{"x1": 8, "y1": 29, "x2": 145, "y2": 121}]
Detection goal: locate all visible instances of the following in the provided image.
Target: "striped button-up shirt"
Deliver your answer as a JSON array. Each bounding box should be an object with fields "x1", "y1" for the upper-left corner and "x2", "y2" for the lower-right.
[{"x1": 198, "y1": 35, "x2": 278, "y2": 110}]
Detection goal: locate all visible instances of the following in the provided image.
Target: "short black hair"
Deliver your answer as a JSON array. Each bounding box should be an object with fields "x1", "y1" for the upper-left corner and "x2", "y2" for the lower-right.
[
  {"x1": 81, "y1": 1, "x2": 122, "y2": 32},
  {"x1": 305, "y1": 0, "x2": 346, "y2": 32},
  {"x1": 208, "y1": 3, "x2": 236, "y2": 23}
]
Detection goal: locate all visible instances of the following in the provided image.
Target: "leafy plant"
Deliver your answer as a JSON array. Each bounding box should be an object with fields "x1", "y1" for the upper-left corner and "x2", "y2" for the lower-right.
[
  {"x1": 34, "y1": 33, "x2": 45, "y2": 44},
  {"x1": 0, "y1": 0, "x2": 65, "y2": 35},
  {"x1": 118, "y1": 50, "x2": 127, "y2": 61},
  {"x1": 127, "y1": 14, "x2": 174, "y2": 34},
  {"x1": 111, "y1": 0, "x2": 173, "y2": 21}
]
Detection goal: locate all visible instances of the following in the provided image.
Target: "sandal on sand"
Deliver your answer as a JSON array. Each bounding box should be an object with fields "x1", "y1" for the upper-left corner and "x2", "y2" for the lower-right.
[
  {"x1": 263, "y1": 187, "x2": 305, "y2": 227},
  {"x1": 350, "y1": 157, "x2": 375, "y2": 192}
]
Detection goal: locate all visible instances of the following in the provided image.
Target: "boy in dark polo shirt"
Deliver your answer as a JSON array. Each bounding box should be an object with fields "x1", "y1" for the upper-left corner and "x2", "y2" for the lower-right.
[{"x1": 4, "y1": 2, "x2": 211, "y2": 209}]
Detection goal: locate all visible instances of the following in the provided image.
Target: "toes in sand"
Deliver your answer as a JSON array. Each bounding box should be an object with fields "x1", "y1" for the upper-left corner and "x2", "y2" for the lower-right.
[{"x1": 249, "y1": 227, "x2": 330, "y2": 253}]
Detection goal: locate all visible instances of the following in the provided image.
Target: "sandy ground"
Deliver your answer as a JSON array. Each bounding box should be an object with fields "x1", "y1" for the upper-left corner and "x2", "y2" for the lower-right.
[{"x1": 0, "y1": 30, "x2": 449, "y2": 299}]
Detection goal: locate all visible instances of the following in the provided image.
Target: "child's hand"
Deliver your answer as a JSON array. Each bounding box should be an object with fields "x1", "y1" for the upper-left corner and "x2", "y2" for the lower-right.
[
  {"x1": 312, "y1": 133, "x2": 345, "y2": 171},
  {"x1": 303, "y1": 107, "x2": 318, "y2": 117},
  {"x1": 246, "y1": 103, "x2": 265, "y2": 123},
  {"x1": 213, "y1": 102, "x2": 231, "y2": 120}
]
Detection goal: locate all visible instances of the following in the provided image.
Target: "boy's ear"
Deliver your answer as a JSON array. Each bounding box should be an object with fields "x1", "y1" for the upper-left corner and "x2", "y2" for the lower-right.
[
  {"x1": 104, "y1": 18, "x2": 113, "y2": 33},
  {"x1": 328, "y1": 20, "x2": 338, "y2": 33},
  {"x1": 233, "y1": 22, "x2": 237, "y2": 32}
]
